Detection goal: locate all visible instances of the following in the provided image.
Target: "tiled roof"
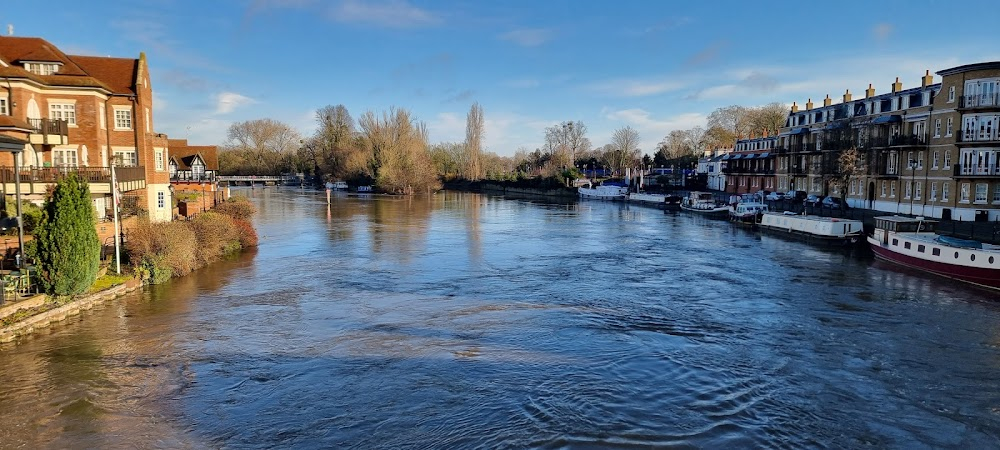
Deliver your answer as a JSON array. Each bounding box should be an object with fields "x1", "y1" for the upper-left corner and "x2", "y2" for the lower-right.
[
  {"x1": 0, "y1": 36, "x2": 135, "y2": 94},
  {"x1": 68, "y1": 56, "x2": 138, "y2": 95},
  {"x1": 169, "y1": 140, "x2": 219, "y2": 170},
  {"x1": 0, "y1": 116, "x2": 34, "y2": 131}
]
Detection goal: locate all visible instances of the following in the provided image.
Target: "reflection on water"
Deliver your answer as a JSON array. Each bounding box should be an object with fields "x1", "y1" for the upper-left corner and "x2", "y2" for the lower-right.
[{"x1": 2, "y1": 187, "x2": 1000, "y2": 448}]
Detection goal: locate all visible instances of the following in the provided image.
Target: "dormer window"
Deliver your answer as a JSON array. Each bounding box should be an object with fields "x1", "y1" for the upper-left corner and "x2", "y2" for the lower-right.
[{"x1": 23, "y1": 62, "x2": 60, "y2": 75}]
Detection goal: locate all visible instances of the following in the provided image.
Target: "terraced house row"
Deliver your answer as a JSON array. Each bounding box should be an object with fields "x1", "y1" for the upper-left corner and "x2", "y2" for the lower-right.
[
  {"x1": 0, "y1": 35, "x2": 219, "y2": 228},
  {"x1": 719, "y1": 61, "x2": 1000, "y2": 222}
]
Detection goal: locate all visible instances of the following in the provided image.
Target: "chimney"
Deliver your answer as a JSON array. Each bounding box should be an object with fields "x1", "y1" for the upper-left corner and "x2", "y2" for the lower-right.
[
  {"x1": 891, "y1": 77, "x2": 902, "y2": 93},
  {"x1": 865, "y1": 83, "x2": 875, "y2": 98},
  {"x1": 843, "y1": 89, "x2": 852, "y2": 103},
  {"x1": 921, "y1": 70, "x2": 933, "y2": 87},
  {"x1": 823, "y1": 94, "x2": 832, "y2": 107},
  {"x1": 791, "y1": 101, "x2": 799, "y2": 113},
  {"x1": 806, "y1": 98, "x2": 814, "y2": 110}
]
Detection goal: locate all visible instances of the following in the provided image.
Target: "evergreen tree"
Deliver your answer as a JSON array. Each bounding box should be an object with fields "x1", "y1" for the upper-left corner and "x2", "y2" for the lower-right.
[{"x1": 36, "y1": 173, "x2": 100, "y2": 295}]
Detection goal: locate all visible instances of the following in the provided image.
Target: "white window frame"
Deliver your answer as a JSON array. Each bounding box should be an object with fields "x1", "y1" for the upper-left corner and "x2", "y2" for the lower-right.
[
  {"x1": 915, "y1": 182, "x2": 922, "y2": 200},
  {"x1": 114, "y1": 108, "x2": 132, "y2": 130},
  {"x1": 933, "y1": 151, "x2": 939, "y2": 169},
  {"x1": 976, "y1": 183, "x2": 988, "y2": 203},
  {"x1": 145, "y1": 107, "x2": 151, "y2": 133},
  {"x1": 960, "y1": 182, "x2": 971, "y2": 203},
  {"x1": 948, "y1": 86, "x2": 956, "y2": 103},
  {"x1": 942, "y1": 183, "x2": 950, "y2": 202},
  {"x1": 934, "y1": 119, "x2": 941, "y2": 137},
  {"x1": 0, "y1": 98, "x2": 7, "y2": 115},
  {"x1": 944, "y1": 150, "x2": 952, "y2": 169},
  {"x1": 931, "y1": 182, "x2": 938, "y2": 201},
  {"x1": 881, "y1": 181, "x2": 887, "y2": 197},
  {"x1": 891, "y1": 181, "x2": 897, "y2": 198},
  {"x1": 157, "y1": 191, "x2": 165, "y2": 209},
  {"x1": 946, "y1": 117, "x2": 953, "y2": 136},
  {"x1": 994, "y1": 184, "x2": 1000, "y2": 203},
  {"x1": 917, "y1": 151, "x2": 924, "y2": 169},
  {"x1": 52, "y1": 148, "x2": 78, "y2": 168},
  {"x1": 49, "y1": 102, "x2": 76, "y2": 126},
  {"x1": 155, "y1": 149, "x2": 164, "y2": 171},
  {"x1": 113, "y1": 149, "x2": 138, "y2": 167},
  {"x1": 24, "y1": 62, "x2": 58, "y2": 75},
  {"x1": 905, "y1": 181, "x2": 912, "y2": 199}
]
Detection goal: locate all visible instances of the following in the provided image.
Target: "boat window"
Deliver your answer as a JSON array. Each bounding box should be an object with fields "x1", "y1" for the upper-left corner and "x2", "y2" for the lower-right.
[
  {"x1": 892, "y1": 238, "x2": 898, "y2": 246},
  {"x1": 917, "y1": 245, "x2": 925, "y2": 253},
  {"x1": 904, "y1": 242, "x2": 911, "y2": 249},
  {"x1": 932, "y1": 248, "x2": 941, "y2": 256},
  {"x1": 971, "y1": 254, "x2": 976, "y2": 261},
  {"x1": 955, "y1": 252, "x2": 960, "y2": 259},
  {"x1": 991, "y1": 256, "x2": 995, "y2": 264}
]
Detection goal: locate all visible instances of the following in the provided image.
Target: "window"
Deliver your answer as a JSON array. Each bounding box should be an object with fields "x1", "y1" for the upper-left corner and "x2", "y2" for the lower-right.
[
  {"x1": 113, "y1": 150, "x2": 137, "y2": 167},
  {"x1": 49, "y1": 103, "x2": 76, "y2": 125},
  {"x1": 931, "y1": 182, "x2": 938, "y2": 200},
  {"x1": 961, "y1": 183, "x2": 971, "y2": 202},
  {"x1": 976, "y1": 183, "x2": 988, "y2": 203},
  {"x1": 915, "y1": 182, "x2": 922, "y2": 200},
  {"x1": 145, "y1": 107, "x2": 151, "y2": 133},
  {"x1": 881, "y1": 181, "x2": 887, "y2": 197},
  {"x1": 52, "y1": 148, "x2": 78, "y2": 168},
  {"x1": 943, "y1": 183, "x2": 950, "y2": 201},
  {"x1": 917, "y1": 152, "x2": 924, "y2": 169},
  {"x1": 934, "y1": 119, "x2": 941, "y2": 137},
  {"x1": 891, "y1": 181, "x2": 896, "y2": 198},
  {"x1": 994, "y1": 184, "x2": 1000, "y2": 203},
  {"x1": 944, "y1": 150, "x2": 952, "y2": 169},
  {"x1": 933, "y1": 248, "x2": 941, "y2": 256},
  {"x1": 114, "y1": 109, "x2": 132, "y2": 129},
  {"x1": 948, "y1": 86, "x2": 956, "y2": 102},
  {"x1": 155, "y1": 149, "x2": 164, "y2": 171},
  {"x1": 850, "y1": 179, "x2": 856, "y2": 195},
  {"x1": 892, "y1": 238, "x2": 898, "y2": 246},
  {"x1": 904, "y1": 242, "x2": 911, "y2": 249},
  {"x1": 0, "y1": 98, "x2": 6, "y2": 115},
  {"x1": 933, "y1": 151, "x2": 939, "y2": 169},
  {"x1": 24, "y1": 62, "x2": 58, "y2": 75},
  {"x1": 918, "y1": 245, "x2": 925, "y2": 253},
  {"x1": 905, "y1": 181, "x2": 912, "y2": 199},
  {"x1": 157, "y1": 191, "x2": 165, "y2": 209},
  {"x1": 946, "y1": 118, "x2": 953, "y2": 136}
]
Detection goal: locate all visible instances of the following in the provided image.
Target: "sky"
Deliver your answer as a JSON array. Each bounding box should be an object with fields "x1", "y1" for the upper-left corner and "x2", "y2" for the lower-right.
[{"x1": 4, "y1": 0, "x2": 999, "y2": 156}]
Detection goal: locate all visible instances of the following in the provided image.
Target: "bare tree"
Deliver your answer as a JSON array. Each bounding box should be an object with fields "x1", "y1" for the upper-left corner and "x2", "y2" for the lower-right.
[
  {"x1": 544, "y1": 121, "x2": 591, "y2": 168},
  {"x1": 464, "y1": 102, "x2": 484, "y2": 180},
  {"x1": 358, "y1": 107, "x2": 441, "y2": 194},
  {"x1": 606, "y1": 126, "x2": 641, "y2": 175},
  {"x1": 224, "y1": 118, "x2": 301, "y2": 174},
  {"x1": 831, "y1": 146, "x2": 867, "y2": 205},
  {"x1": 745, "y1": 102, "x2": 788, "y2": 137}
]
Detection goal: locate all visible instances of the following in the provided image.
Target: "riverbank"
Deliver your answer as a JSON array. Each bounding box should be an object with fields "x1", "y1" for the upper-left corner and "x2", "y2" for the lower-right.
[
  {"x1": 446, "y1": 180, "x2": 579, "y2": 199},
  {"x1": 0, "y1": 277, "x2": 142, "y2": 343}
]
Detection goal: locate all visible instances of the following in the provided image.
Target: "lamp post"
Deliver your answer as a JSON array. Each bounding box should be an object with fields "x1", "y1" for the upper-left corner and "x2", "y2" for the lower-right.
[{"x1": 0, "y1": 135, "x2": 28, "y2": 270}]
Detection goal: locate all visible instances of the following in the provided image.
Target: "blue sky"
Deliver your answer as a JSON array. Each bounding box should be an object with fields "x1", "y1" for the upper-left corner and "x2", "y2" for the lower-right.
[{"x1": 4, "y1": 0, "x2": 999, "y2": 156}]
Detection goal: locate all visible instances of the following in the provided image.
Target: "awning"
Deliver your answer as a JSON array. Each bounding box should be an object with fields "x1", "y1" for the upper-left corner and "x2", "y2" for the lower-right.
[
  {"x1": 757, "y1": 152, "x2": 770, "y2": 158},
  {"x1": 721, "y1": 154, "x2": 732, "y2": 160},
  {"x1": 872, "y1": 115, "x2": 902, "y2": 124},
  {"x1": 789, "y1": 127, "x2": 810, "y2": 135}
]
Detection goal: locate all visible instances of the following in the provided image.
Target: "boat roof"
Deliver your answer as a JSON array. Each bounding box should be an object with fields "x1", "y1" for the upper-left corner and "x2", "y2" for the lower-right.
[
  {"x1": 873, "y1": 215, "x2": 938, "y2": 223},
  {"x1": 764, "y1": 212, "x2": 862, "y2": 224}
]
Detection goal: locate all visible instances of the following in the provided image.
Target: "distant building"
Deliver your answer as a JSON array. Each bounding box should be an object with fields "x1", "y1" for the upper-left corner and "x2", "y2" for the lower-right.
[{"x1": 724, "y1": 138, "x2": 777, "y2": 194}]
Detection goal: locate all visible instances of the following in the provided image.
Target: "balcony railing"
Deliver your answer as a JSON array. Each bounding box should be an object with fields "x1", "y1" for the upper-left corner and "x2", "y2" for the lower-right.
[
  {"x1": 956, "y1": 132, "x2": 1000, "y2": 144},
  {"x1": 960, "y1": 93, "x2": 1000, "y2": 109},
  {"x1": 867, "y1": 134, "x2": 928, "y2": 148},
  {"x1": 0, "y1": 166, "x2": 145, "y2": 184},
  {"x1": 26, "y1": 118, "x2": 69, "y2": 136},
  {"x1": 722, "y1": 167, "x2": 774, "y2": 175},
  {"x1": 788, "y1": 143, "x2": 817, "y2": 153},
  {"x1": 170, "y1": 172, "x2": 216, "y2": 182},
  {"x1": 953, "y1": 164, "x2": 1000, "y2": 177}
]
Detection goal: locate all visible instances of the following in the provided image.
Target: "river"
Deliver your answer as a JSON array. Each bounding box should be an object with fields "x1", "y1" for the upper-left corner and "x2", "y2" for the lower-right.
[{"x1": 1, "y1": 188, "x2": 999, "y2": 449}]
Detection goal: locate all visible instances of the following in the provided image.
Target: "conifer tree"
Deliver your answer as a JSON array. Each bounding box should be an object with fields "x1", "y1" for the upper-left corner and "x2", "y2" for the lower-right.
[{"x1": 36, "y1": 173, "x2": 100, "y2": 295}]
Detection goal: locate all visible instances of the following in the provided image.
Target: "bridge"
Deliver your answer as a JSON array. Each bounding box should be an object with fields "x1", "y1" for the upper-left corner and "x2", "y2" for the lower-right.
[{"x1": 216, "y1": 175, "x2": 306, "y2": 185}]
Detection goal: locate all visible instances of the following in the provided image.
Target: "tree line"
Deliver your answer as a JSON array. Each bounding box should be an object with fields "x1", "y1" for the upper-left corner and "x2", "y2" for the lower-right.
[{"x1": 218, "y1": 102, "x2": 788, "y2": 192}]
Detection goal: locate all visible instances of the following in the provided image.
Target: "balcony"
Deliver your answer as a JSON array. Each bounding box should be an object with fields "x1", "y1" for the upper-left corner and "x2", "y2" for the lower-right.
[
  {"x1": 867, "y1": 134, "x2": 928, "y2": 149},
  {"x1": 170, "y1": 172, "x2": 216, "y2": 183},
  {"x1": 26, "y1": 118, "x2": 69, "y2": 146},
  {"x1": 722, "y1": 167, "x2": 774, "y2": 175},
  {"x1": 953, "y1": 164, "x2": 1000, "y2": 178},
  {"x1": 788, "y1": 143, "x2": 818, "y2": 154},
  {"x1": 960, "y1": 93, "x2": 1000, "y2": 110},
  {"x1": 0, "y1": 166, "x2": 146, "y2": 195},
  {"x1": 871, "y1": 160, "x2": 901, "y2": 178},
  {"x1": 956, "y1": 132, "x2": 1000, "y2": 146}
]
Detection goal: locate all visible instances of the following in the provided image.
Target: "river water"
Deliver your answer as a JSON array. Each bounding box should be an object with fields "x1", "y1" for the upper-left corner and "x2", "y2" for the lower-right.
[{"x1": 2, "y1": 188, "x2": 1000, "y2": 449}]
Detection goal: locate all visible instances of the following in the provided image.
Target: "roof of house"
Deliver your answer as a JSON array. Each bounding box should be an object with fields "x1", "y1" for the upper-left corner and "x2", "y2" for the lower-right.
[
  {"x1": 169, "y1": 139, "x2": 219, "y2": 170},
  {"x1": 0, "y1": 36, "x2": 137, "y2": 94},
  {"x1": 0, "y1": 116, "x2": 34, "y2": 132}
]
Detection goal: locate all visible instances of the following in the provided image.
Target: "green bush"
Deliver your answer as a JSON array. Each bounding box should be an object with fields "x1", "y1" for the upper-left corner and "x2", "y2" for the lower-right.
[
  {"x1": 214, "y1": 195, "x2": 257, "y2": 221},
  {"x1": 35, "y1": 173, "x2": 101, "y2": 295}
]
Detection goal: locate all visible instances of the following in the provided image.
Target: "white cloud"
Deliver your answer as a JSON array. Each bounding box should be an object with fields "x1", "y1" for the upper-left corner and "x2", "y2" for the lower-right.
[
  {"x1": 426, "y1": 112, "x2": 465, "y2": 144},
  {"x1": 873, "y1": 23, "x2": 893, "y2": 41},
  {"x1": 214, "y1": 92, "x2": 256, "y2": 115},
  {"x1": 498, "y1": 28, "x2": 552, "y2": 47},
  {"x1": 587, "y1": 78, "x2": 685, "y2": 97},
  {"x1": 328, "y1": 0, "x2": 441, "y2": 28},
  {"x1": 604, "y1": 108, "x2": 706, "y2": 151}
]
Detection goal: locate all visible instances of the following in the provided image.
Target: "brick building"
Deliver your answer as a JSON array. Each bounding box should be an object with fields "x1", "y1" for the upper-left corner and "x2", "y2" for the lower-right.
[{"x1": 0, "y1": 36, "x2": 171, "y2": 222}]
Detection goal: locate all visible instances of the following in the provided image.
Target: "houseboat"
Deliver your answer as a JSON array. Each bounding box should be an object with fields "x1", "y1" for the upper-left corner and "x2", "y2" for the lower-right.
[
  {"x1": 728, "y1": 195, "x2": 768, "y2": 224},
  {"x1": 579, "y1": 181, "x2": 628, "y2": 200},
  {"x1": 679, "y1": 191, "x2": 728, "y2": 217},
  {"x1": 867, "y1": 216, "x2": 1000, "y2": 290},
  {"x1": 628, "y1": 192, "x2": 666, "y2": 206},
  {"x1": 759, "y1": 212, "x2": 864, "y2": 246}
]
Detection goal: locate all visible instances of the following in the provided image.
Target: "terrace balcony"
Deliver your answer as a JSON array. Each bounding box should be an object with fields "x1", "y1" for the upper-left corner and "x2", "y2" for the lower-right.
[
  {"x1": 959, "y1": 94, "x2": 1000, "y2": 111},
  {"x1": 953, "y1": 164, "x2": 1000, "y2": 178},
  {"x1": 0, "y1": 166, "x2": 146, "y2": 196},
  {"x1": 26, "y1": 118, "x2": 69, "y2": 146}
]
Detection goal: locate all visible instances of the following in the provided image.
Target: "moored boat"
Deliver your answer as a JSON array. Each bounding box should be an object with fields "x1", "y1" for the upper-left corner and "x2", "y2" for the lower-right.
[
  {"x1": 759, "y1": 212, "x2": 863, "y2": 246},
  {"x1": 628, "y1": 192, "x2": 666, "y2": 205},
  {"x1": 664, "y1": 194, "x2": 682, "y2": 210},
  {"x1": 867, "y1": 215, "x2": 1000, "y2": 290},
  {"x1": 579, "y1": 181, "x2": 628, "y2": 200},
  {"x1": 728, "y1": 194, "x2": 768, "y2": 224},
  {"x1": 679, "y1": 191, "x2": 728, "y2": 217}
]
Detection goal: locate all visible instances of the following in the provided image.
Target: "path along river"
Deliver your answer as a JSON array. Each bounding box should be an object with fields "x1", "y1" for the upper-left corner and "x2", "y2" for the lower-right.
[{"x1": 2, "y1": 188, "x2": 1000, "y2": 449}]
